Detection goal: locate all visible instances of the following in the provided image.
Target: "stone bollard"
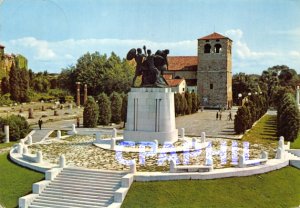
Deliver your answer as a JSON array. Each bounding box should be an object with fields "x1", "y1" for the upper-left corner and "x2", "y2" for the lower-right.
[
  {"x1": 287, "y1": 142, "x2": 290, "y2": 149},
  {"x1": 57, "y1": 130, "x2": 61, "y2": 140},
  {"x1": 238, "y1": 154, "x2": 245, "y2": 168},
  {"x1": 54, "y1": 110, "x2": 59, "y2": 116},
  {"x1": 170, "y1": 159, "x2": 176, "y2": 173},
  {"x1": 275, "y1": 147, "x2": 284, "y2": 159},
  {"x1": 17, "y1": 143, "x2": 23, "y2": 154},
  {"x1": 201, "y1": 132, "x2": 206, "y2": 143},
  {"x1": 95, "y1": 132, "x2": 101, "y2": 143},
  {"x1": 180, "y1": 128, "x2": 185, "y2": 139},
  {"x1": 153, "y1": 139, "x2": 158, "y2": 153},
  {"x1": 23, "y1": 146, "x2": 29, "y2": 154},
  {"x1": 260, "y1": 151, "x2": 268, "y2": 159},
  {"x1": 4, "y1": 125, "x2": 9, "y2": 143},
  {"x1": 41, "y1": 105, "x2": 45, "y2": 111},
  {"x1": 278, "y1": 136, "x2": 284, "y2": 151},
  {"x1": 130, "y1": 160, "x2": 136, "y2": 174},
  {"x1": 70, "y1": 124, "x2": 77, "y2": 135},
  {"x1": 59, "y1": 155, "x2": 66, "y2": 168},
  {"x1": 28, "y1": 108, "x2": 34, "y2": 119},
  {"x1": 192, "y1": 137, "x2": 197, "y2": 148},
  {"x1": 36, "y1": 151, "x2": 43, "y2": 163},
  {"x1": 111, "y1": 138, "x2": 116, "y2": 150},
  {"x1": 112, "y1": 128, "x2": 117, "y2": 138},
  {"x1": 27, "y1": 135, "x2": 32, "y2": 145},
  {"x1": 69, "y1": 103, "x2": 73, "y2": 109}
]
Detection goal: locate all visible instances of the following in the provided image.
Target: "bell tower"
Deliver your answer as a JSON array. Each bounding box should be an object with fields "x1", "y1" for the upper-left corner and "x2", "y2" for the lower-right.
[{"x1": 197, "y1": 32, "x2": 233, "y2": 108}]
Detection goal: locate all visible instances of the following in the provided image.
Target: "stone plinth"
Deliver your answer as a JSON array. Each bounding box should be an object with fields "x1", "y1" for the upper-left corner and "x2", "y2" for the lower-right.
[{"x1": 123, "y1": 88, "x2": 178, "y2": 144}]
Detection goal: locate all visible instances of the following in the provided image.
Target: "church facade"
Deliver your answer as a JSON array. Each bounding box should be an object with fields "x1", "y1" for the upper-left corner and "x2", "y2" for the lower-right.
[{"x1": 165, "y1": 32, "x2": 233, "y2": 108}]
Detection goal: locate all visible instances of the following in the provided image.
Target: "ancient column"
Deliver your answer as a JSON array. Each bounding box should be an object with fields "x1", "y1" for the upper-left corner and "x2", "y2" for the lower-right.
[
  {"x1": 76, "y1": 82, "x2": 81, "y2": 107},
  {"x1": 84, "y1": 84, "x2": 88, "y2": 105},
  {"x1": 4, "y1": 125, "x2": 9, "y2": 143},
  {"x1": 28, "y1": 108, "x2": 34, "y2": 119}
]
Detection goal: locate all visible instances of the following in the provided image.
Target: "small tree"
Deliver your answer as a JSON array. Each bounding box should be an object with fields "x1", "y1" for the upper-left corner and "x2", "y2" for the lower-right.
[
  {"x1": 174, "y1": 93, "x2": 182, "y2": 116},
  {"x1": 83, "y1": 96, "x2": 99, "y2": 127},
  {"x1": 9, "y1": 64, "x2": 20, "y2": 101},
  {"x1": 121, "y1": 94, "x2": 128, "y2": 124},
  {"x1": 185, "y1": 92, "x2": 192, "y2": 114},
  {"x1": 1, "y1": 77, "x2": 10, "y2": 95},
  {"x1": 191, "y1": 92, "x2": 198, "y2": 113},
  {"x1": 110, "y1": 92, "x2": 122, "y2": 124},
  {"x1": 234, "y1": 105, "x2": 251, "y2": 134},
  {"x1": 97, "y1": 93, "x2": 111, "y2": 125}
]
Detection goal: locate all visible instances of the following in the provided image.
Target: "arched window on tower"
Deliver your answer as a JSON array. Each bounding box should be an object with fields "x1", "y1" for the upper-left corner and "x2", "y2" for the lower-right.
[
  {"x1": 214, "y1": 44, "x2": 222, "y2": 53},
  {"x1": 204, "y1": 44, "x2": 211, "y2": 53}
]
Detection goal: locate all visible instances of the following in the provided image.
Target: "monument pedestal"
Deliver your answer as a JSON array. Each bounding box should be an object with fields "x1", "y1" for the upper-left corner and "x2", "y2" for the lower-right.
[{"x1": 124, "y1": 87, "x2": 178, "y2": 144}]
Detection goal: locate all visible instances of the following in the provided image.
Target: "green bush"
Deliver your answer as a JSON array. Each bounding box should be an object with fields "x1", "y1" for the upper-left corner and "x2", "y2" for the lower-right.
[
  {"x1": 97, "y1": 93, "x2": 111, "y2": 125},
  {"x1": 110, "y1": 92, "x2": 122, "y2": 124},
  {"x1": 0, "y1": 93, "x2": 13, "y2": 106},
  {"x1": 83, "y1": 96, "x2": 99, "y2": 128},
  {"x1": 0, "y1": 115, "x2": 30, "y2": 142}
]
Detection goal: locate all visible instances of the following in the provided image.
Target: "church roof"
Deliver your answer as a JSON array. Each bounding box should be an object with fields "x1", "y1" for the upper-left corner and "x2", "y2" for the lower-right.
[
  {"x1": 163, "y1": 74, "x2": 173, "y2": 80},
  {"x1": 166, "y1": 78, "x2": 185, "y2": 87},
  {"x1": 167, "y1": 56, "x2": 198, "y2": 71},
  {"x1": 198, "y1": 32, "x2": 230, "y2": 40}
]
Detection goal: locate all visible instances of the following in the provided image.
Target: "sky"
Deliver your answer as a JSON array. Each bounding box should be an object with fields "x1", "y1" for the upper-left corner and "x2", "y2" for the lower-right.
[{"x1": 0, "y1": 0, "x2": 300, "y2": 74}]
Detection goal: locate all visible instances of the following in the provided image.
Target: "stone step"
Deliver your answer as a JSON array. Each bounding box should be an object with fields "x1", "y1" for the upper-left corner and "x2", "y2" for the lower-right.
[
  {"x1": 31, "y1": 198, "x2": 105, "y2": 208},
  {"x1": 59, "y1": 171, "x2": 123, "y2": 180},
  {"x1": 55, "y1": 174, "x2": 121, "y2": 184},
  {"x1": 43, "y1": 187, "x2": 115, "y2": 197},
  {"x1": 50, "y1": 180, "x2": 121, "y2": 190},
  {"x1": 35, "y1": 194, "x2": 109, "y2": 206},
  {"x1": 53, "y1": 177, "x2": 121, "y2": 187},
  {"x1": 40, "y1": 190, "x2": 113, "y2": 201},
  {"x1": 46, "y1": 185, "x2": 117, "y2": 194},
  {"x1": 63, "y1": 168, "x2": 125, "y2": 176}
]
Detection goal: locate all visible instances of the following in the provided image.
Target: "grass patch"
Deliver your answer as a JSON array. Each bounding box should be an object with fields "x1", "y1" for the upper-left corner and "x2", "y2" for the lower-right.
[
  {"x1": 122, "y1": 167, "x2": 300, "y2": 208},
  {"x1": 242, "y1": 115, "x2": 278, "y2": 146},
  {"x1": 291, "y1": 132, "x2": 300, "y2": 149},
  {"x1": 0, "y1": 153, "x2": 44, "y2": 208},
  {"x1": 0, "y1": 142, "x2": 17, "y2": 150}
]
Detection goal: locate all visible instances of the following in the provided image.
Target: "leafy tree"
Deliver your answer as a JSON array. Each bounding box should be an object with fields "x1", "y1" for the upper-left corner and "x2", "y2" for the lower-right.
[
  {"x1": 97, "y1": 93, "x2": 111, "y2": 125},
  {"x1": 83, "y1": 96, "x2": 99, "y2": 127},
  {"x1": 110, "y1": 92, "x2": 122, "y2": 124},
  {"x1": 1, "y1": 77, "x2": 10, "y2": 95},
  {"x1": 18, "y1": 68, "x2": 30, "y2": 102}
]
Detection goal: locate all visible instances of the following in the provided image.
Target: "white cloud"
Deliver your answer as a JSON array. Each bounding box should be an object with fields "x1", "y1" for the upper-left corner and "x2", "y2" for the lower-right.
[
  {"x1": 273, "y1": 28, "x2": 300, "y2": 36},
  {"x1": 10, "y1": 37, "x2": 56, "y2": 61},
  {"x1": 225, "y1": 29, "x2": 278, "y2": 60},
  {"x1": 289, "y1": 50, "x2": 300, "y2": 57}
]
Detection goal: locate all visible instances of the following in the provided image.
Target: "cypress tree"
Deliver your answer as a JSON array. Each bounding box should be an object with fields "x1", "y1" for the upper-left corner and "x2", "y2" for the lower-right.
[
  {"x1": 1, "y1": 77, "x2": 10, "y2": 95},
  {"x1": 83, "y1": 96, "x2": 99, "y2": 127},
  {"x1": 97, "y1": 93, "x2": 111, "y2": 125},
  {"x1": 9, "y1": 63, "x2": 20, "y2": 101},
  {"x1": 110, "y1": 92, "x2": 122, "y2": 124}
]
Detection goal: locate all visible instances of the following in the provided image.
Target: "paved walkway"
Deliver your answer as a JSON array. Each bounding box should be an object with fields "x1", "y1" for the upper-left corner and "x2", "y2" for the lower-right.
[
  {"x1": 175, "y1": 108, "x2": 238, "y2": 139},
  {"x1": 31, "y1": 129, "x2": 53, "y2": 143}
]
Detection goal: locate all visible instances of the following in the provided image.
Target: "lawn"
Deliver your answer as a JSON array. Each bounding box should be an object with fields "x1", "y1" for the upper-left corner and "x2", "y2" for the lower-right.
[
  {"x1": 0, "y1": 143, "x2": 44, "y2": 208},
  {"x1": 122, "y1": 167, "x2": 300, "y2": 208},
  {"x1": 241, "y1": 114, "x2": 278, "y2": 146},
  {"x1": 291, "y1": 133, "x2": 300, "y2": 149}
]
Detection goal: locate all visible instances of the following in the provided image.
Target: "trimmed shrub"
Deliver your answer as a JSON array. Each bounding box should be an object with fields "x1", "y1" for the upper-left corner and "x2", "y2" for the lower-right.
[
  {"x1": 277, "y1": 93, "x2": 300, "y2": 141},
  {"x1": 97, "y1": 93, "x2": 111, "y2": 125},
  {"x1": 110, "y1": 92, "x2": 122, "y2": 124},
  {"x1": 83, "y1": 96, "x2": 99, "y2": 128},
  {"x1": 0, "y1": 115, "x2": 30, "y2": 142},
  {"x1": 234, "y1": 105, "x2": 251, "y2": 134}
]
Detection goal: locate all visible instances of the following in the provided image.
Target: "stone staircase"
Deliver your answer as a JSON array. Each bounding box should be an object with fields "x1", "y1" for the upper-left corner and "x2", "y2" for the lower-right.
[
  {"x1": 286, "y1": 152, "x2": 300, "y2": 169},
  {"x1": 29, "y1": 167, "x2": 125, "y2": 208}
]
